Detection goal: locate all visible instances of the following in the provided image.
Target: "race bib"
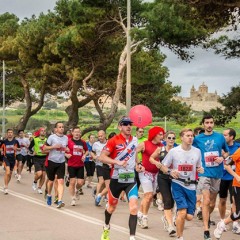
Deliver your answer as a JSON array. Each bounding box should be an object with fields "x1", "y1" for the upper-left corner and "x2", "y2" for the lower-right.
[
  {"x1": 144, "y1": 171, "x2": 155, "y2": 182},
  {"x1": 118, "y1": 169, "x2": 135, "y2": 183},
  {"x1": 73, "y1": 145, "x2": 83, "y2": 156},
  {"x1": 204, "y1": 151, "x2": 219, "y2": 167},
  {"x1": 178, "y1": 164, "x2": 193, "y2": 177}
]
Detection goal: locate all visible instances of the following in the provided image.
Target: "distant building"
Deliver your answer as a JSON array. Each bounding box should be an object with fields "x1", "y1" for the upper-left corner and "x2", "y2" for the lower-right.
[{"x1": 175, "y1": 82, "x2": 223, "y2": 111}]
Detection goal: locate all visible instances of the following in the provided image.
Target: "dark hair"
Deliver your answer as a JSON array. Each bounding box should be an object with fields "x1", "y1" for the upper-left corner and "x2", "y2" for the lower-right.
[
  {"x1": 108, "y1": 132, "x2": 116, "y2": 139},
  {"x1": 18, "y1": 129, "x2": 24, "y2": 134},
  {"x1": 54, "y1": 121, "x2": 64, "y2": 128},
  {"x1": 193, "y1": 127, "x2": 204, "y2": 136},
  {"x1": 72, "y1": 126, "x2": 80, "y2": 132},
  {"x1": 88, "y1": 134, "x2": 95, "y2": 140},
  {"x1": 136, "y1": 127, "x2": 144, "y2": 132},
  {"x1": 201, "y1": 114, "x2": 214, "y2": 124},
  {"x1": 7, "y1": 128, "x2": 13, "y2": 132},
  {"x1": 227, "y1": 128, "x2": 236, "y2": 140}
]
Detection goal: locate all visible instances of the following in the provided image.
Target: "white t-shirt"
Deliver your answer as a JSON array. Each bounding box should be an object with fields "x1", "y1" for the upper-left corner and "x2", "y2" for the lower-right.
[
  {"x1": 47, "y1": 134, "x2": 68, "y2": 163},
  {"x1": 16, "y1": 137, "x2": 30, "y2": 156},
  {"x1": 92, "y1": 141, "x2": 107, "y2": 166},
  {"x1": 162, "y1": 145, "x2": 202, "y2": 190}
]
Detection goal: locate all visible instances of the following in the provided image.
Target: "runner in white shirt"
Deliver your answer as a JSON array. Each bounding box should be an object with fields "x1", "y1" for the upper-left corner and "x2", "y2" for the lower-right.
[
  {"x1": 158, "y1": 128, "x2": 204, "y2": 240},
  {"x1": 16, "y1": 130, "x2": 30, "y2": 182}
]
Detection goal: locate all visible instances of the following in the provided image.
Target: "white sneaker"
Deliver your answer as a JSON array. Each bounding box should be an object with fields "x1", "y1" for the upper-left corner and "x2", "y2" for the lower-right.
[
  {"x1": 176, "y1": 237, "x2": 184, "y2": 240},
  {"x1": 37, "y1": 188, "x2": 43, "y2": 194},
  {"x1": 156, "y1": 199, "x2": 164, "y2": 211},
  {"x1": 71, "y1": 198, "x2": 76, "y2": 206},
  {"x1": 17, "y1": 175, "x2": 21, "y2": 182},
  {"x1": 14, "y1": 172, "x2": 18, "y2": 178},
  {"x1": 162, "y1": 215, "x2": 169, "y2": 231},
  {"x1": 32, "y1": 182, "x2": 37, "y2": 191},
  {"x1": 3, "y1": 187, "x2": 8, "y2": 195},
  {"x1": 141, "y1": 217, "x2": 148, "y2": 229},
  {"x1": 232, "y1": 222, "x2": 240, "y2": 234},
  {"x1": 167, "y1": 225, "x2": 176, "y2": 236},
  {"x1": 137, "y1": 215, "x2": 143, "y2": 226},
  {"x1": 129, "y1": 236, "x2": 136, "y2": 240},
  {"x1": 214, "y1": 221, "x2": 225, "y2": 239}
]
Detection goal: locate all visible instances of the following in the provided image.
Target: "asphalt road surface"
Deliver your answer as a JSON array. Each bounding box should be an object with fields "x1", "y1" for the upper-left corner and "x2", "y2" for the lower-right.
[{"x1": 0, "y1": 168, "x2": 238, "y2": 240}]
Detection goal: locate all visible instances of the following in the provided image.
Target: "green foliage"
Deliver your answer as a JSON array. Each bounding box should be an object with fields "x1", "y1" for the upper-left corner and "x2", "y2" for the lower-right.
[
  {"x1": 0, "y1": 118, "x2": 8, "y2": 124},
  {"x1": 44, "y1": 101, "x2": 58, "y2": 109},
  {"x1": 26, "y1": 118, "x2": 51, "y2": 130}
]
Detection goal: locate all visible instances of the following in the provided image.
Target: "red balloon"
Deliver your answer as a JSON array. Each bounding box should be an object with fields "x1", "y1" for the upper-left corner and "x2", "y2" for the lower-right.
[{"x1": 129, "y1": 105, "x2": 152, "y2": 128}]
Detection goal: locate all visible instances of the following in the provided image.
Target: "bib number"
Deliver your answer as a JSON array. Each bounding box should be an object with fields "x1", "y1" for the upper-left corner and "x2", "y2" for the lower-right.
[
  {"x1": 204, "y1": 151, "x2": 219, "y2": 167},
  {"x1": 178, "y1": 164, "x2": 193, "y2": 177},
  {"x1": 118, "y1": 169, "x2": 135, "y2": 183}
]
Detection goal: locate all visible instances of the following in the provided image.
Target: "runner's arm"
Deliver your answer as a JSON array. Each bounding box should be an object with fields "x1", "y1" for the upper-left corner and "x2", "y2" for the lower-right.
[{"x1": 99, "y1": 150, "x2": 127, "y2": 167}]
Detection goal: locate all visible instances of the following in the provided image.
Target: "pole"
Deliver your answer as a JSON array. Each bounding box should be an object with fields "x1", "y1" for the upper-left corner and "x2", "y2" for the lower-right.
[
  {"x1": 2, "y1": 61, "x2": 6, "y2": 137},
  {"x1": 126, "y1": 0, "x2": 131, "y2": 115},
  {"x1": 164, "y1": 116, "x2": 167, "y2": 132}
]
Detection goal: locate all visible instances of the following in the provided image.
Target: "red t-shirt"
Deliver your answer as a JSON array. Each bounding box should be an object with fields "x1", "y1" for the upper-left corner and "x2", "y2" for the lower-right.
[
  {"x1": 67, "y1": 138, "x2": 88, "y2": 167},
  {"x1": 142, "y1": 140, "x2": 163, "y2": 173}
]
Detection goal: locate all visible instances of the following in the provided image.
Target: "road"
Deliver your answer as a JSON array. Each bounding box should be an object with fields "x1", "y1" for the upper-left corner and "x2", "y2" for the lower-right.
[{"x1": 0, "y1": 168, "x2": 238, "y2": 240}]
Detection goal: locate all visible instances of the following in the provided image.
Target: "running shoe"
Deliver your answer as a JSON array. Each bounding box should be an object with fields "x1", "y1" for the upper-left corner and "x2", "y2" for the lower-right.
[
  {"x1": 14, "y1": 172, "x2": 18, "y2": 178},
  {"x1": 56, "y1": 200, "x2": 65, "y2": 209},
  {"x1": 197, "y1": 210, "x2": 203, "y2": 220},
  {"x1": 17, "y1": 175, "x2": 21, "y2": 182},
  {"x1": 203, "y1": 231, "x2": 212, "y2": 240},
  {"x1": 54, "y1": 196, "x2": 58, "y2": 204},
  {"x1": 3, "y1": 187, "x2": 8, "y2": 195},
  {"x1": 137, "y1": 215, "x2": 143, "y2": 226},
  {"x1": 232, "y1": 222, "x2": 240, "y2": 234},
  {"x1": 161, "y1": 215, "x2": 169, "y2": 231},
  {"x1": 32, "y1": 182, "x2": 37, "y2": 191},
  {"x1": 129, "y1": 236, "x2": 136, "y2": 240},
  {"x1": 95, "y1": 194, "x2": 102, "y2": 206},
  {"x1": 71, "y1": 198, "x2": 76, "y2": 206},
  {"x1": 214, "y1": 221, "x2": 225, "y2": 239},
  {"x1": 176, "y1": 237, "x2": 184, "y2": 240},
  {"x1": 37, "y1": 188, "x2": 43, "y2": 194},
  {"x1": 47, "y1": 195, "x2": 52, "y2": 206},
  {"x1": 101, "y1": 226, "x2": 110, "y2": 240},
  {"x1": 167, "y1": 226, "x2": 176, "y2": 236},
  {"x1": 141, "y1": 216, "x2": 148, "y2": 229}
]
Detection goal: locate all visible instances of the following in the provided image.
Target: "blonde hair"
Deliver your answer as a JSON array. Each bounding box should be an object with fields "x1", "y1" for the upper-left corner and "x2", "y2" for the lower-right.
[{"x1": 179, "y1": 128, "x2": 193, "y2": 137}]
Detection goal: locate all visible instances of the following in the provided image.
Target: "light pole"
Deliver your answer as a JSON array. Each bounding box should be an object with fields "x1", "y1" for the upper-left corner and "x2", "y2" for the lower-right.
[
  {"x1": 126, "y1": 0, "x2": 131, "y2": 115},
  {"x1": 2, "y1": 61, "x2": 6, "y2": 137}
]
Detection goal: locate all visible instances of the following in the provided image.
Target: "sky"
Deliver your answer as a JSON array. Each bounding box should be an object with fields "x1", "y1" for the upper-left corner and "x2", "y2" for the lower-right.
[{"x1": 0, "y1": 0, "x2": 239, "y2": 97}]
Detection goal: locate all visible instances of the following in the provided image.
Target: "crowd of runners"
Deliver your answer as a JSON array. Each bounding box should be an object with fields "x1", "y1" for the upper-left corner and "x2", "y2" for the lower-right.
[{"x1": 1, "y1": 114, "x2": 240, "y2": 240}]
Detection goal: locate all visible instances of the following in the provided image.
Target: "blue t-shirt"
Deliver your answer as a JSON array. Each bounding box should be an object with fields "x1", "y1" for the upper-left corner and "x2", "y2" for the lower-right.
[
  {"x1": 193, "y1": 132, "x2": 229, "y2": 179},
  {"x1": 84, "y1": 141, "x2": 93, "y2": 162},
  {"x1": 222, "y1": 142, "x2": 240, "y2": 180}
]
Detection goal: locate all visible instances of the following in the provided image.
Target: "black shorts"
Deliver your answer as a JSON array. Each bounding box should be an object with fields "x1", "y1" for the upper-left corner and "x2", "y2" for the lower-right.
[
  {"x1": 46, "y1": 160, "x2": 65, "y2": 181},
  {"x1": 16, "y1": 154, "x2": 27, "y2": 164},
  {"x1": 33, "y1": 157, "x2": 46, "y2": 172},
  {"x1": 232, "y1": 186, "x2": 240, "y2": 213},
  {"x1": 84, "y1": 161, "x2": 95, "y2": 177},
  {"x1": 219, "y1": 179, "x2": 233, "y2": 202},
  {"x1": 4, "y1": 158, "x2": 15, "y2": 171},
  {"x1": 68, "y1": 166, "x2": 84, "y2": 179},
  {"x1": 96, "y1": 165, "x2": 111, "y2": 180}
]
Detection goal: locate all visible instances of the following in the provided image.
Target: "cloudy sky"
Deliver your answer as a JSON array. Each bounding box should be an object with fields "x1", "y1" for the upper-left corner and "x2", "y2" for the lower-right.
[{"x1": 1, "y1": 0, "x2": 239, "y2": 97}]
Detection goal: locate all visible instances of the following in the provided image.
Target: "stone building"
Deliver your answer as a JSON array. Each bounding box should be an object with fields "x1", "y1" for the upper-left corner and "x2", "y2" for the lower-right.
[{"x1": 175, "y1": 82, "x2": 223, "y2": 112}]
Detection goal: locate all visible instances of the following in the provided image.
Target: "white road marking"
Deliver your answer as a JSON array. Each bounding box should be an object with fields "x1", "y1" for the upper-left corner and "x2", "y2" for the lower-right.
[{"x1": 0, "y1": 187, "x2": 158, "y2": 240}]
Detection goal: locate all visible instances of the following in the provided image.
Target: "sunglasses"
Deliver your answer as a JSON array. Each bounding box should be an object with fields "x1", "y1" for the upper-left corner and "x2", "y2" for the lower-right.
[
  {"x1": 121, "y1": 122, "x2": 132, "y2": 126},
  {"x1": 138, "y1": 131, "x2": 144, "y2": 133},
  {"x1": 167, "y1": 137, "x2": 176, "y2": 140}
]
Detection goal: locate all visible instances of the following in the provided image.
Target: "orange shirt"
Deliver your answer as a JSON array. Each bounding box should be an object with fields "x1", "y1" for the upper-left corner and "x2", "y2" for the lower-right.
[{"x1": 231, "y1": 148, "x2": 240, "y2": 187}]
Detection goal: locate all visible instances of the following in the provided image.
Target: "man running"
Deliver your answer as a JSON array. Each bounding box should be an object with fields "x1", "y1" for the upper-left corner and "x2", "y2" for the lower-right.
[
  {"x1": 92, "y1": 130, "x2": 110, "y2": 206},
  {"x1": 99, "y1": 116, "x2": 139, "y2": 240},
  {"x1": 161, "y1": 128, "x2": 204, "y2": 240},
  {"x1": 193, "y1": 115, "x2": 229, "y2": 240},
  {"x1": 2, "y1": 129, "x2": 20, "y2": 194},
  {"x1": 65, "y1": 127, "x2": 88, "y2": 206},
  {"x1": 44, "y1": 122, "x2": 68, "y2": 208},
  {"x1": 218, "y1": 128, "x2": 240, "y2": 233},
  {"x1": 15, "y1": 130, "x2": 30, "y2": 182},
  {"x1": 29, "y1": 127, "x2": 47, "y2": 194}
]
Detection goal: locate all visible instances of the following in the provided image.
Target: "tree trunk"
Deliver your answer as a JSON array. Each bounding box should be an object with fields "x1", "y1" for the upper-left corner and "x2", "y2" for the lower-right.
[{"x1": 15, "y1": 77, "x2": 45, "y2": 131}]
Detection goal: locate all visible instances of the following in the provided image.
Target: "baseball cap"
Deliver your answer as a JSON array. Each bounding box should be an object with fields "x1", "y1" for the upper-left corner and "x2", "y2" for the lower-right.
[{"x1": 118, "y1": 116, "x2": 133, "y2": 125}]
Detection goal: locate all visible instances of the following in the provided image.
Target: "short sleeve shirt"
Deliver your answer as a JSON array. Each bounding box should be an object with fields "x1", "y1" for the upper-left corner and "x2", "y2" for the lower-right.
[{"x1": 231, "y1": 148, "x2": 240, "y2": 187}]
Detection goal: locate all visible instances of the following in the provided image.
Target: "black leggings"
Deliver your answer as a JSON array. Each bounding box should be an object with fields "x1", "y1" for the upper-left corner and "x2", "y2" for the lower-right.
[
  {"x1": 157, "y1": 174, "x2": 174, "y2": 210},
  {"x1": 230, "y1": 186, "x2": 240, "y2": 221}
]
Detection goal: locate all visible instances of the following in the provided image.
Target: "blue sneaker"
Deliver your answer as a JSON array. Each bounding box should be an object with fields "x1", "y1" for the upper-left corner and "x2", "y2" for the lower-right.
[
  {"x1": 95, "y1": 194, "x2": 102, "y2": 206},
  {"x1": 47, "y1": 195, "x2": 52, "y2": 206},
  {"x1": 57, "y1": 200, "x2": 65, "y2": 209}
]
